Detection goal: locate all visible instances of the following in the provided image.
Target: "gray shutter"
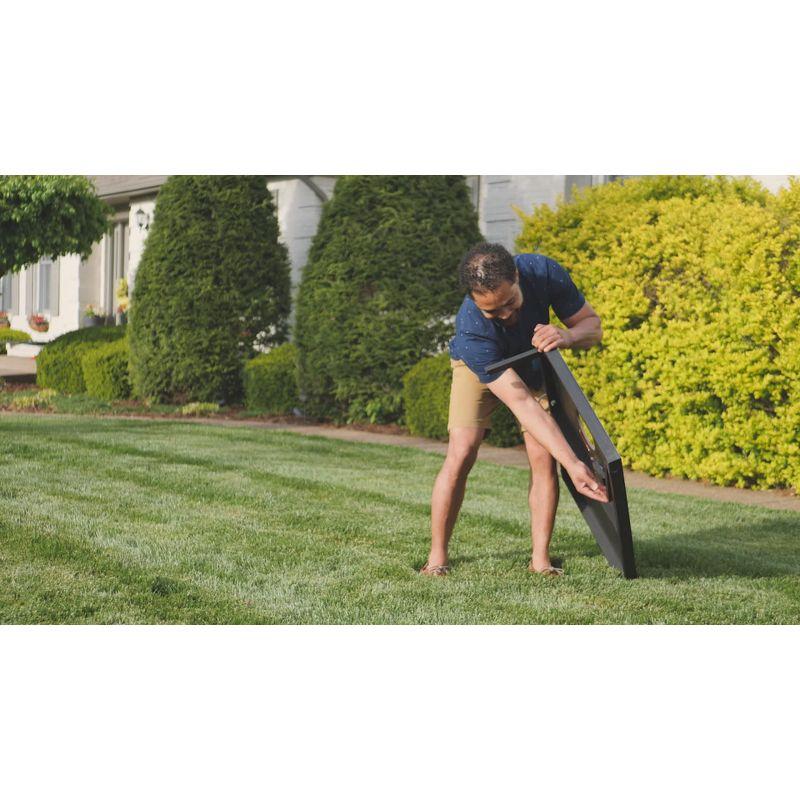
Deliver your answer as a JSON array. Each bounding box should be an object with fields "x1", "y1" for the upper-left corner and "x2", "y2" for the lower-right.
[
  {"x1": 11, "y1": 273, "x2": 19, "y2": 314},
  {"x1": 49, "y1": 259, "x2": 60, "y2": 316},
  {"x1": 25, "y1": 267, "x2": 33, "y2": 314}
]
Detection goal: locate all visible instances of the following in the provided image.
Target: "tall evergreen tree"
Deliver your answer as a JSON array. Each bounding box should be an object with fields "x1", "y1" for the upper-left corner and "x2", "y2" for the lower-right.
[
  {"x1": 294, "y1": 176, "x2": 482, "y2": 422},
  {"x1": 129, "y1": 176, "x2": 290, "y2": 403}
]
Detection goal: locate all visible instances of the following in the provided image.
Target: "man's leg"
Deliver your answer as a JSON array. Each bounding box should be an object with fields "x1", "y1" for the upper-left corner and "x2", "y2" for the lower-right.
[
  {"x1": 523, "y1": 431, "x2": 560, "y2": 571},
  {"x1": 426, "y1": 426, "x2": 486, "y2": 568}
]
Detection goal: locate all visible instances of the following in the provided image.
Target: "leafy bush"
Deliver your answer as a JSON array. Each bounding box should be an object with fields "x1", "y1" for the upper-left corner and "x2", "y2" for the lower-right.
[
  {"x1": 402, "y1": 353, "x2": 523, "y2": 446},
  {"x1": 0, "y1": 328, "x2": 31, "y2": 354},
  {"x1": 36, "y1": 326, "x2": 126, "y2": 394},
  {"x1": 295, "y1": 176, "x2": 482, "y2": 423},
  {"x1": 243, "y1": 343, "x2": 299, "y2": 415},
  {"x1": 10, "y1": 391, "x2": 53, "y2": 411},
  {"x1": 402, "y1": 353, "x2": 450, "y2": 439},
  {"x1": 81, "y1": 337, "x2": 131, "y2": 401},
  {"x1": 516, "y1": 175, "x2": 800, "y2": 490},
  {"x1": 485, "y1": 404, "x2": 524, "y2": 448},
  {"x1": 129, "y1": 176, "x2": 291, "y2": 404},
  {"x1": 179, "y1": 402, "x2": 220, "y2": 416},
  {"x1": 0, "y1": 175, "x2": 110, "y2": 273}
]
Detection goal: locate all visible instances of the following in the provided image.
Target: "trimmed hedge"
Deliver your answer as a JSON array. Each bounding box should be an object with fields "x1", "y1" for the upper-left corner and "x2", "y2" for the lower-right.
[
  {"x1": 81, "y1": 337, "x2": 131, "y2": 400},
  {"x1": 36, "y1": 326, "x2": 126, "y2": 394},
  {"x1": 0, "y1": 328, "x2": 32, "y2": 354},
  {"x1": 516, "y1": 175, "x2": 800, "y2": 491},
  {"x1": 294, "y1": 176, "x2": 482, "y2": 423},
  {"x1": 129, "y1": 176, "x2": 291, "y2": 404},
  {"x1": 402, "y1": 353, "x2": 450, "y2": 439},
  {"x1": 401, "y1": 353, "x2": 523, "y2": 448},
  {"x1": 244, "y1": 343, "x2": 299, "y2": 415}
]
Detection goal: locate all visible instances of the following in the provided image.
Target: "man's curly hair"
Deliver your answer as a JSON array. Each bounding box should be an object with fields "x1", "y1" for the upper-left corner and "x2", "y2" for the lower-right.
[{"x1": 458, "y1": 242, "x2": 517, "y2": 294}]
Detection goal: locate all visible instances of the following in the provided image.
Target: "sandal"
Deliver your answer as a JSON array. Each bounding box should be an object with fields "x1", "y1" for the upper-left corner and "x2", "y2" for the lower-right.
[
  {"x1": 420, "y1": 562, "x2": 451, "y2": 576},
  {"x1": 528, "y1": 561, "x2": 564, "y2": 577}
]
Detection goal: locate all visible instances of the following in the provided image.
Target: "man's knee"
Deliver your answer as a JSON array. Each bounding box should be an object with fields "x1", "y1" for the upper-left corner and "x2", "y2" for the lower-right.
[
  {"x1": 531, "y1": 457, "x2": 558, "y2": 483},
  {"x1": 444, "y1": 428, "x2": 484, "y2": 475},
  {"x1": 525, "y1": 437, "x2": 557, "y2": 477}
]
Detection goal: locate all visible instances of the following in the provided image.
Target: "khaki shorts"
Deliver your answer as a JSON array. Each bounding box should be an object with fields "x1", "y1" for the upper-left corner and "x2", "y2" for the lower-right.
[{"x1": 447, "y1": 358, "x2": 550, "y2": 433}]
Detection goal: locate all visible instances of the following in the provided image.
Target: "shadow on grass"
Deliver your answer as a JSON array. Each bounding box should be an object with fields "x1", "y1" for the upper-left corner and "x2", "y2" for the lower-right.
[{"x1": 633, "y1": 516, "x2": 800, "y2": 579}]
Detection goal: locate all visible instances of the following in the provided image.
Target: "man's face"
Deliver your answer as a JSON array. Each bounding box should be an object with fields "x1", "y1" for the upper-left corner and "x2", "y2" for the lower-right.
[{"x1": 471, "y1": 277, "x2": 523, "y2": 326}]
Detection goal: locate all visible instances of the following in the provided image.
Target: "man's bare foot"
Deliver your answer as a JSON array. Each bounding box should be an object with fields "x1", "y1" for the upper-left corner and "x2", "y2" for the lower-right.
[
  {"x1": 529, "y1": 556, "x2": 563, "y2": 576},
  {"x1": 420, "y1": 562, "x2": 450, "y2": 576}
]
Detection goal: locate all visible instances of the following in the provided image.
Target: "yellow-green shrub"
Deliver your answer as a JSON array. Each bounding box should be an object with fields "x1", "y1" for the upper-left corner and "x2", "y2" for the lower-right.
[
  {"x1": 516, "y1": 175, "x2": 800, "y2": 491},
  {"x1": 0, "y1": 328, "x2": 31, "y2": 354},
  {"x1": 179, "y1": 402, "x2": 220, "y2": 416}
]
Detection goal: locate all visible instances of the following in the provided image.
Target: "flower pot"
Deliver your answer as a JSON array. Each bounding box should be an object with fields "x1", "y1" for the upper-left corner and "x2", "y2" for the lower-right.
[{"x1": 83, "y1": 316, "x2": 102, "y2": 327}]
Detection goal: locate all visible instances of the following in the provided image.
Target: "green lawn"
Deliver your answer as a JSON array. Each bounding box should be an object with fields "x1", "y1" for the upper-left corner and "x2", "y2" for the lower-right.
[{"x1": 1, "y1": 412, "x2": 798, "y2": 624}]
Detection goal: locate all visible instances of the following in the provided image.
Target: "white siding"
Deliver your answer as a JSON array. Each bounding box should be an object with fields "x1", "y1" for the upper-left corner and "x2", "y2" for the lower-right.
[
  {"x1": 477, "y1": 175, "x2": 570, "y2": 250},
  {"x1": 128, "y1": 199, "x2": 156, "y2": 289},
  {"x1": 267, "y1": 177, "x2": 337, "y2": 290},
  {"x1": 747, "y1": 175, "x2": 792, "y2": 193}
]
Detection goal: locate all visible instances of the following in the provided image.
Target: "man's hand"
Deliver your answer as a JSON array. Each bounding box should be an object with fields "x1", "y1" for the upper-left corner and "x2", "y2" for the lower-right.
[
  {"x1": 565, "y1": 460, "x2": 609, "y2": 503},
  {"x1": 532, "y1": 323, "x2": 572, "y2": 352}
]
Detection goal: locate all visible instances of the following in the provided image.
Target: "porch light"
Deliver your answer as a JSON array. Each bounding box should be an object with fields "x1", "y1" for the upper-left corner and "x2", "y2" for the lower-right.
[{"x1": 135, "y1": 209, "x2": 150, "y2": 231}]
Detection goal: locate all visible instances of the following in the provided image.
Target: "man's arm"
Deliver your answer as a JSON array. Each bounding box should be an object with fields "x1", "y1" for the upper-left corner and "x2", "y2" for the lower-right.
[
  {"x1": 487, "y1": 368, "x2": 608, "y2": 503},
  {"x1": 531, "y1": 301, "x2": 602, "y2": 352}
]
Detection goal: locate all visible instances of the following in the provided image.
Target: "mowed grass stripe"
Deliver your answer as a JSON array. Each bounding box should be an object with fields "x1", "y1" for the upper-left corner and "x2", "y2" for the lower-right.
[{"x1": 0, "y1": 414, "x2": 798, "y2": 623}]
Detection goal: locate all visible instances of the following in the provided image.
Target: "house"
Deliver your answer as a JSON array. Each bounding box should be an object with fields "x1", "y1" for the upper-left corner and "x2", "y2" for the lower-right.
[{"x1": 2, "y1": 174, "x2": 793, "y2": 356}]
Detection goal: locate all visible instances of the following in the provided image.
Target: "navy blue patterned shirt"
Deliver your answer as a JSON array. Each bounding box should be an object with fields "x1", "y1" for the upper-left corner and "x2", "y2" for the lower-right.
[{"x1": 448, "y1": 253, "x2": 585, "y2": 388}]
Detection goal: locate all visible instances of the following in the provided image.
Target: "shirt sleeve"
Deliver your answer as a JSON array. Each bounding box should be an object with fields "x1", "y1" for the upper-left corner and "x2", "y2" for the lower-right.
[
  {"x1": 546, "y1": 257, "x2": 586, "y2": 321},
  {"x1": 451, "y1": 331, "x2": 505, "y2": 384}
]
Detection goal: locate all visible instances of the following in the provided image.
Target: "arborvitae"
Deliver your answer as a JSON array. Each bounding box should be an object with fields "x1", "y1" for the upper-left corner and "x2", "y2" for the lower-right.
[
  {"x1": 294, "y1": 176, "x2": 482, "y2": 422},
  {"x1": 129, "y1": 176, "x2": 290, "y2": 403}
]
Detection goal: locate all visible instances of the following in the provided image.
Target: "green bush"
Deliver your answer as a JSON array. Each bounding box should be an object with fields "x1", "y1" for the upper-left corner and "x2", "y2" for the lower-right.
[
  {"x1": 0, "y1": 328, "x2": 31, "y2": 354},
  {"x1": 36, "y1": 326, "x2": 126, "y2": 394},
  {"x1": 485, "y1": 404, "x2": 524, "y2": 448},
  {"x1": 81, "y1": 337, "x2": 131, "y2": 400},
  {"x1": 402, "y1": 353, "x2": 450, "y2": 439},
  {"x1": 129, "y1": 176, "x2": 291, "y2": 404},
  {"x1": 516, "y1": 175, "x2": 800, "y2": 491},
  {"x1": 0, "y1": 175, "x2": 110, "y2": 272},
  {"x1": 295, "y1": 176, "x2": 482, "y2": 423},
  {"x1": 402, "y1": 353, "x2": 524, "y2": 447},
  {"x1": 244, "y1": 343, "x2": 299, "y2": 415}
]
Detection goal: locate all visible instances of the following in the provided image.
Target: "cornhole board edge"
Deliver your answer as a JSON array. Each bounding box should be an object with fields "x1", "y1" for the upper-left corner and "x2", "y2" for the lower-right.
[{"x1": 486, "y1": 348, "x2": 638, "y2": 579}]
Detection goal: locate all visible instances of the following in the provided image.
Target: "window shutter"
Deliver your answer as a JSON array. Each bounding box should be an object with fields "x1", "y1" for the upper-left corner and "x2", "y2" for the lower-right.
[
  {"x1": 25, "y1": 267, "x2": 33, "y2": 314},
  {"x1": 49, "y1": 258, "x2": 60, "y2": 316}
]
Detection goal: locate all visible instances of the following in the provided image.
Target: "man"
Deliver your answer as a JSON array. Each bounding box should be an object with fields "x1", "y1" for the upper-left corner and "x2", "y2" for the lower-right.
[{"x1": 421, "y1": 242, "x2": 608, "y2": 577}]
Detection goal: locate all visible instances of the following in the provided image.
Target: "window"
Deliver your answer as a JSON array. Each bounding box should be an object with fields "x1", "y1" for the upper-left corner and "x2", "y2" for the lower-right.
[
  {"x1": 104, "y1": 221, "x2": 129, "y2": 316},
  {"x1": 37, "y1": 257, "x2": 52, "y2": 311},
  {"x1": 0, "y1": 273, "x2": 13, "y2": 312},
  {"x1": 27, "y1": 257, "x2": 59, "y2": 315}
]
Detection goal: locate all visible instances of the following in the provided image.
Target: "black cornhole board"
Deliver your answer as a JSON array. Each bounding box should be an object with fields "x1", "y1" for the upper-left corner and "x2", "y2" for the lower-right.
[{"x1": 487, "y1": 348, "x2": 638, "y2": 579}]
